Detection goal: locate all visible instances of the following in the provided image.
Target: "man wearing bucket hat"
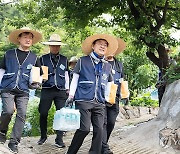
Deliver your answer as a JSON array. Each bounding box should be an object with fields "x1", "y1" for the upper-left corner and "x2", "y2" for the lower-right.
[
  {"x1": 37, "y1": 34, "x2": 69, "y2": 148},
  {"x1": 68, "y1": 56, "x2": 79, "y2": 81},
  {"x1": 65, "y1": 34, "x2": 118, "y2": 154},
  {"x1": 0, "y1": 27, "x2": 42, "y2": 153},
  {"x1": 101, "y1": 38, "x2": 126, "y2": 154}
]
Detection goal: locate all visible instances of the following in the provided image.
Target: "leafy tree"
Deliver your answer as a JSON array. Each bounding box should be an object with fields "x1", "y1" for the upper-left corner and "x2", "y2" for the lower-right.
[
  {"x1": 1, "y1": 0, "x2": 177, "y2": 94},
  {"x1": 35, "y1": 0, "x2": 179, "y2": 75}
]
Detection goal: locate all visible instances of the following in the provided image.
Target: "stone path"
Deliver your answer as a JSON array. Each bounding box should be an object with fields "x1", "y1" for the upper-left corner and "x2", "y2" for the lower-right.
[{"x1": 0, "y1": 114, "x2": 161, "y2": 154}]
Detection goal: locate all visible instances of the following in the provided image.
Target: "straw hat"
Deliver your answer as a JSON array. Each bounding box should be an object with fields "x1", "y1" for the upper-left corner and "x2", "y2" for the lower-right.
[
  {"x1": 81, "y1": 34, "x2": 118, "y2": 55},
  {"x1": 105, "y1": 38, "x2": 126, "y2": 57},
  {"x1": 9, "y1": 27, "x2": 42, "y2": 45},
  {"x1": 69, "y1": 56, "x2": 78, "y2": 64},
  {"x1": 42, "y1": 34, "x2": 66, "y2": 46}
]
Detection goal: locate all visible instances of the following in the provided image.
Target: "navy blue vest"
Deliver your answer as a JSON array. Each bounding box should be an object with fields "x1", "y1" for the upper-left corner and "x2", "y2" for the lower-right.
[
  {"x1": 41, "y1": 53, "x2": 67, "y2": 89},
  {"x1": 1, "y1": 49, "x2": 37, "y2": 93},
  {"x1": 111, "y1": 59, "x2": 123, "y2": 97},
  {"x1": 75, "y1": 55, "x2": 111, "y2": 103}
]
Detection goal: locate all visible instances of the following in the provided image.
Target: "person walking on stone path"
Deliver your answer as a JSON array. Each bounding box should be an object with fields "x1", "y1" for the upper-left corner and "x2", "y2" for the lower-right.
[
  {"x1": 102, "y1": 38, "x2": 126, "y2": 154},
  {"x1": 37, "y1": 34, "x2": 69, "y2": 148},
  {"x1": 0, "y1": 27, "x2": 42, "y2": 153},
  {"x1": 65, "y1": 34, "x2": 118, "y2": 154}
]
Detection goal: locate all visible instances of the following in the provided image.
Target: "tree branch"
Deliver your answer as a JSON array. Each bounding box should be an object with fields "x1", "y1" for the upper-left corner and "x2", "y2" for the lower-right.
[
  {"x1": 153, "y1": 0, "x2": 169, "y2": 31},
  {"x1": 127, "y1": 0, "x2": 140, "y2": 19},
  {"x1": 171, "y1": 25, "x2": 180, "y2": 30}
]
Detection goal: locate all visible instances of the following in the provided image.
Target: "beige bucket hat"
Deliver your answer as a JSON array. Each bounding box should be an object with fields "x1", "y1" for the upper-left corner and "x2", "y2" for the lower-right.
[
  {"x1": 81, "y1": 34, "x2": 118, "y2": 55},
  {"x1": 9, "y1": 27, "x2": 42, "y2": 45},
  {"x1": 69, "y1": 56, "x2": 78, "y2": 64},
  {"x1": 42, "y1": 34, "x2": 66, "y2": 46}
]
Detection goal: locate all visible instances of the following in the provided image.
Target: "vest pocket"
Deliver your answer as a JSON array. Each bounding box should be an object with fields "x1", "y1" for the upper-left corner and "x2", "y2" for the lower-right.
[
  {"x1": 3, "y1": 73, "x2": 15, "y2": 78},
  {"x1": 1, "y1": 73, "x2": 15, "y2": 88},
  {"x1": 78, "y1": 82, "x2": 94, "y2": 95},
  {"x1": 22, "y1": 73, "x2": 30, "y2": 86},
  {"x1": 22, "y1": 73, "x2": 29, "y2": 80}
]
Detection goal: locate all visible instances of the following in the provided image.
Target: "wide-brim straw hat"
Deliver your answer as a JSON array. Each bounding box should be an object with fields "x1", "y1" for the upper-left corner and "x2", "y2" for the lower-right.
[
  {"x1": 9, "y1": 27, "x2": 42, "y2": 45},
  {"x1": 105, "y1": 38, "x2": 126, "y2": 57},
  {"x1": 81, "y1": 34, "x2": 118, "y2": 55},
  {"x1": 42, "y1": 34, "x2": 66, "y2": 46}
]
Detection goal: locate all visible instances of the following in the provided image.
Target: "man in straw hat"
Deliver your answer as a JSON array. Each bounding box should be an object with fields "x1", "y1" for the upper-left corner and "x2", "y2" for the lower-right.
[
  {"x1": 0, "y1": 27, "x2": 42, "y2": 153},
  {"x1": 37, "y1": 34, "x2": 69, "y2": 148},
  {"x1": 65, "y1": 34, "x2": 118, "y2": 154},
  {"x1": 101, "y1": 38, "x2": 126, "y2": 154}
]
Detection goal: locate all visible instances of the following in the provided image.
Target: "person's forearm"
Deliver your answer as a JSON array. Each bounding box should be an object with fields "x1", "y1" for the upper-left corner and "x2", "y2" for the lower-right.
[
  {"x1": 69, "y1": 73, "x2": 79, "y2": 97},
  {"x1": 65, "y1": 71, "x2": 69, "y2": 90}
]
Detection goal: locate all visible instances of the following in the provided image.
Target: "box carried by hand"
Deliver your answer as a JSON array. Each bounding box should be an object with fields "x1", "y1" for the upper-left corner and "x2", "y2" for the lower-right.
[
  {"x1": 105, "y1": 82, "x2": 118, "y2": 105},
  {"x1": 29, "y1": 66, "x2": 42, "y2": 84},
  {"x1": 41, "y1": 66, "x2": 48, "y2": 81}
]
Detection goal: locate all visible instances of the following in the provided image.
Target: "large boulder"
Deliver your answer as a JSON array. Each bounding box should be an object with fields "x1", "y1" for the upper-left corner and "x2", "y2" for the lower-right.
[{"x1": 119, "y1": 79, "x2": 180, "y2": 152}]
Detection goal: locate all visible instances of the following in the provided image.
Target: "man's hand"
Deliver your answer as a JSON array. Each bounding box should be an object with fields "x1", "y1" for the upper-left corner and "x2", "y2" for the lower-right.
[{"x1": 65, "y1": 96, "x2": 74, "y2": 107}]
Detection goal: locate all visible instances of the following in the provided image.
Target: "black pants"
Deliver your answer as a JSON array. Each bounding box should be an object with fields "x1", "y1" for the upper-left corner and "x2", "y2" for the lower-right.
[
  {"x1": 102, "y1": 97, "x2": 119, "y2": 153},
  {"x1": 38, "y1": 87, "x2": 67, "y2": 142},
  {"x1": 158, "y1": 85, "x2": 166, "y2": 107},
  {"x1": 67, "y1": 100, "x2": 105, "y2": 154}
]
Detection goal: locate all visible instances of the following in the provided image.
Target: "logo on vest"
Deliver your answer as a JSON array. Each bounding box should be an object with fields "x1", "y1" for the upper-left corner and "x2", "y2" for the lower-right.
[
  {"x1": 27, "y1": 64, "x2": 33, "y2": 69},
  {"x1": 60, "y1": 64, "x2": 65, "y2": 70}
]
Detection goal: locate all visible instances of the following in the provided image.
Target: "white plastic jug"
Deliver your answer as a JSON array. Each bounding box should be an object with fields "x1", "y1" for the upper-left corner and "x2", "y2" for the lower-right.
[{"x1": 53, "y1": 108, "x2": 80, "y2": 131}]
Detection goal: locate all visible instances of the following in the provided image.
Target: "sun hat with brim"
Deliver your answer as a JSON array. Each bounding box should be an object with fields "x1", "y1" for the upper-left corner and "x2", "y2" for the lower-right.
[
  {"x1": 9, "y1": 27, "x2": 42, "y2": 45},
  {"x1": 106, "y1": 38, "x2": 126, "y2": 57},
  {"x1": 69, "y1": 56, "x2": 78, "y2": 63},
  {"x1": 42, "y1": 34, "x2": 66, "y2": 46},
  {"x1": 81, "y1": 34, "x2": 118, "y2": 56}
]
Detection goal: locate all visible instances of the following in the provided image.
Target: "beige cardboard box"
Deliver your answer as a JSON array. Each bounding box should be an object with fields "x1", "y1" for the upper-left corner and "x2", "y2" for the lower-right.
[
  {"x1": 105, "y1": 82, "x2": 118, "y2": 105},
  {"x1": 30, "y1": 66, "x2": 41, "y2": 83},
  {"x1": 41, "y1": 66, "x2": 48, "y2": 81},
  {"x1": 121, "y1": 81, "x2": 130, "y2": 99}
]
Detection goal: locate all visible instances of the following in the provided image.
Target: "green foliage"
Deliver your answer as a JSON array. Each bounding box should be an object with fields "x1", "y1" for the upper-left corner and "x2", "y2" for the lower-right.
[
  {"x1": 130, "y1": 92, "x2": 158, "y2": 107},
  {"x1": 49, "y1": 0, "x2": 180, "y2": 48},
  {"x1": 165, "y1": 63, "x2": 180, "y2": 84},
  {"x1": 25, "y1": 97, "x2": 56, "y2": 137},
  {"x1": 117, "y1": 44, "x2": 158, "y2": 94},
  {"x1": 6, "y1": 113, "x2": 16, "y2": 139}
]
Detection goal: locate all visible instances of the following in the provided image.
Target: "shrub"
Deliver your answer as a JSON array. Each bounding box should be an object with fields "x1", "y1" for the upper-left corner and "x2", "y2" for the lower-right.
[
  {"x1": 24, "y1": 97, "x2": 56, "y2": 137},
  {"x1": 130, "y1": 92, "x2": 158, "y2": 107},
  {"x1": 165, "y1": 64, "x2": 180, "y2": 84}
]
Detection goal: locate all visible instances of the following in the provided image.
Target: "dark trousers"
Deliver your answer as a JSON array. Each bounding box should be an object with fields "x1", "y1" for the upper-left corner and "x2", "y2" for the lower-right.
[
  {"x1": 0, "y1": 90, "x2": 29, "y2": 144},
  {"x1": 158, "y1": 85, "x2": 166, "y2": 107},
  {"x1": 38, "y1": 87, "x2": 67, "y2": 142},
  {"x1": 102, "y1": 97, "x2": 119, "y2": 152},
  {"x1": 67, "y1": 100, "x2": 105, "y2": 154}
]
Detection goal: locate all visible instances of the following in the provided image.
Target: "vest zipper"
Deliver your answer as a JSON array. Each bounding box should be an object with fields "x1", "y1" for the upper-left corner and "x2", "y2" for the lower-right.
[
  {"x1": 15, "y1": 68, "x2": 21, "y2": 89},
  {"x1": 95, "y1": 75, "x2": 99, "y2": 99},
  {"x1": 54, "y1": 68, "x2": 57, "y2": 86}
]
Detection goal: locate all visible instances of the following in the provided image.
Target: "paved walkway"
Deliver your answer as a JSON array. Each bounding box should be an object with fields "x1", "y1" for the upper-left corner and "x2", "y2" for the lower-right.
[{"x1": 0, "y1": 114, "x2": 160, "y2": 154}]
